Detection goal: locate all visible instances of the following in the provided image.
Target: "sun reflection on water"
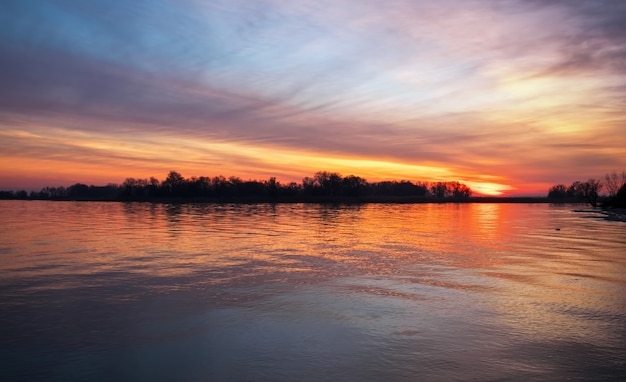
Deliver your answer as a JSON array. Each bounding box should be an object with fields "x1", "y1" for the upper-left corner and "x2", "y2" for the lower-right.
[{"x1": 1, "y1": 201, "x2": 625, "y2": 380}]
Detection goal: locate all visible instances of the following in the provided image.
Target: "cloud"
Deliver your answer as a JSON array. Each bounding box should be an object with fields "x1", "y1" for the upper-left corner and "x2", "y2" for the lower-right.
[
  {"x1": 516, "y1": 1, "x2": 626, "y2": 77},
  {"x1": 1, "y1": 0, "x2": 625, "y2": 193}
]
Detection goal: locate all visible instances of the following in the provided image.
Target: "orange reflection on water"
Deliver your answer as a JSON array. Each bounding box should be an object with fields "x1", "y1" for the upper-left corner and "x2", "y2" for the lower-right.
[
  {"x1": 1, "y1": 202, "x2": 516, "y2": 290},
  {"x1": 2, "y1": 200, "x2": 625, "y2": 347}
]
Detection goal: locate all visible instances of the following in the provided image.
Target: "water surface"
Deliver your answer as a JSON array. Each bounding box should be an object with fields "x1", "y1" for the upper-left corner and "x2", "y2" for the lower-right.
[{"x1": 1, "y1": 201, "x2": 625, "y2": 381}]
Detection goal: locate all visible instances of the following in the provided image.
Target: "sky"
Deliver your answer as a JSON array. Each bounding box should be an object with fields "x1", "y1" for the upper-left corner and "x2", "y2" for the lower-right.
[{"x1": 1, "y1": 0, "x2": 625, "y2": 195}]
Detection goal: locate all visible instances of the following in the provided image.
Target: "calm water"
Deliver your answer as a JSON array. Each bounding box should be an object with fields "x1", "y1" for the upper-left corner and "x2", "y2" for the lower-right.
[{"x1": 1, "y1": 201, "x2": 625, "y2": 381}]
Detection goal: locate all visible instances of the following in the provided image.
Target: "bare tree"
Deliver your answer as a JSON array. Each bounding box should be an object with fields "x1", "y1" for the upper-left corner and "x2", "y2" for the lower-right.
[
  {"x1": 571, "y1": 178, "x2": 603, "y2": 207},
  {"x1": 603, "y1": 170, "x2": 626, "y2": 198}
]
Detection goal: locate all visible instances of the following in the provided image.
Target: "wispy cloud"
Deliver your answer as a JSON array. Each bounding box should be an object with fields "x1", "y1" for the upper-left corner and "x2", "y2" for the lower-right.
[{"x1": 1, "y1": 0, "x2": 625, "y2": 193}]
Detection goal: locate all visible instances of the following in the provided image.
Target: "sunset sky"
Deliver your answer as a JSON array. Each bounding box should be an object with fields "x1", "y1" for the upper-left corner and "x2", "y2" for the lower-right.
[{"x1": 1, "y1": 0, "x2": 625, "y2": 195}]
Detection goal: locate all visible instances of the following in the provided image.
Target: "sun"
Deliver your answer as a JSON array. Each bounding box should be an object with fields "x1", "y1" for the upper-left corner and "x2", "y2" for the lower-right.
[{"x1": 468, "y1": 181, "x2": 514, "y2": 196}]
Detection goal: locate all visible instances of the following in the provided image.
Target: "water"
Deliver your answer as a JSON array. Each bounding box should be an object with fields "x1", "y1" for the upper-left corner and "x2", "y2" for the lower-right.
[{"x1": 1, "y1": 201, "x2": 625, "y2": 381}]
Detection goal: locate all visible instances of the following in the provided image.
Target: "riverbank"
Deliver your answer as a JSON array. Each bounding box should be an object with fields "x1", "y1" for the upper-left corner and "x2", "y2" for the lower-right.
[
  {"x1": 602, "y1": 208, "x2": 626, "y2": 222},
  {"x1": 0, "y1": 195, "x2": 589, "y2": 204}
]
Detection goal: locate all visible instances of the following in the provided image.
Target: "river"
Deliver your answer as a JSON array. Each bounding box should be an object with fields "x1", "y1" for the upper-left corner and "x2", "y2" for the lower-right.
[{"x1": 1, "y1": 201, "x2": 625, "y2": 381}]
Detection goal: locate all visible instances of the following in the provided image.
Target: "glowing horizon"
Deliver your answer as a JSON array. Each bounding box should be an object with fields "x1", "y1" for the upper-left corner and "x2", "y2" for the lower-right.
[{"x1": 1, "y1": 1, "x2": 625, "y2": 195}]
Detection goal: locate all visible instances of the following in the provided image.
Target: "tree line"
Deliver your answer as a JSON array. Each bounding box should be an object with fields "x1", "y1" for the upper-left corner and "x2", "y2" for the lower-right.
[
  {"x1": 4, "y1": 170, "x2": 624, "y2": 206},
  {"x1": 547, "y1": 170, "x2": 626, "y2": 207},
  {"x1": 0, "y1": 171, "x2": 473, "y2": 202}
]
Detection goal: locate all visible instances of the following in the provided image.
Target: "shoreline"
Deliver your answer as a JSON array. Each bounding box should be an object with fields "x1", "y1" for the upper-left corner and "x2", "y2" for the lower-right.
[
  {"x1": 0, "y1": 196, "x2": 590, "y2": 204},
  {"x1": 573, "y1": 207, "x2": 626, "y2": 222},
  {"x1": 600, "y1": 208, "x2": 626, "y2": 222}
]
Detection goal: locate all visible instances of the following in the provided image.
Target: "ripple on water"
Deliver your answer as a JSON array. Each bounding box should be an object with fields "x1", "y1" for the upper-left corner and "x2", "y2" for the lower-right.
[{"x1": 1, "y1": 201, "x2": 625, "y2": 381}]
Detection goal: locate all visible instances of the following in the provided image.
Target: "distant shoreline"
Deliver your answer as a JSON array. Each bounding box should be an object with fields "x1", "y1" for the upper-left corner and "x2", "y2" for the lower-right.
[{"x1": 0, "y1": 196, "x2": 590, "y2": 205}]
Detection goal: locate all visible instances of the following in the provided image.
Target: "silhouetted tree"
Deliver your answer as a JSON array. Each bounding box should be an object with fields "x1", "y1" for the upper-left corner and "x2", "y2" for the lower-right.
[
  {"x1": 147, "y1": 177, "x2": 160, "y2": 197},
  {"x1": 342, "y1": 175, "x2": 368, "y2": 197},
  {"x1": 40, "y1": 186, "x2": 67, "y2": 199},
  {"x1": 4, "y1": 169, "x2": 473, "y2": 202},
  {"x1": 430, "y1": 182, "x2": 448, "y2": 198},
  {"x1": 0, "y1": 190, "x2": 28, "y2": 199},
  {"x1": 239, "y1": 180, "x2": 266, "y2": 197},
  {"x1": 302, "y1": 176, "x2": 316, "y2": 196},
  {"x1": 266, "y1": 177, "x2": 279, "y2": 198},
  {"x1": 190, "y1": 176, "x2": 211, "y2": 197},
  {"x1": 567, "y1": 181, "x2": 582, "y2": 198},
  {"x1": 162, "y1": 171, "x2": 186, "y2": 196},
  {"x1": 67, "y1": 183, "x2": 90, "y2": 198},
  {"x1": 570, "y1": 178, "x2": 602, "y2": 207},
  {"x1": 283, "y1": 182, "x2": 301, "y2": 196},
  {"x1": 211, "y1": 175, "x2": 229, "y2": 197},
  {"x1": 547, "y1": 184, "x2": 568, "y2": 199},
  {"x1": 312, "y1": 171, "x2": 343, "y2": 196},
  {"x1": 121, "y1": 178, "x2": 148, "y2": 199},
  {"x1": 603, "y1": 170, "x2": 626, "y2": 198},
  {"x1": 611, "y1": 183, "x2": 626, "y2": 208},
  {"x1": 449, "y1": 181, "x2": 472, "y2": 198}
]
